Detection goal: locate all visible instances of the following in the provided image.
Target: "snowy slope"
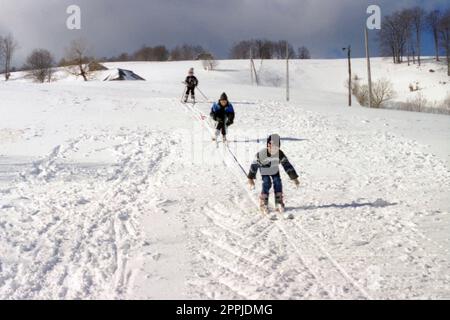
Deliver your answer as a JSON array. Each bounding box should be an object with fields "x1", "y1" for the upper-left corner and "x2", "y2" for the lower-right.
[{"x1": 0, "y1": 59, "x2": 449, "y2": 299}]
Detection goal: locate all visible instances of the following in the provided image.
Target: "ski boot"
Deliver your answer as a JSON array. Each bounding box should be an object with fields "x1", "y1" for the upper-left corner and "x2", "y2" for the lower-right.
[
  {"x1": 212, "y1": 129, "x2": 220, "y2": 142},
  {"x1": 276, "y1": 192, "x2": 294, "y2": 219},
  {"x1": 183, "y1": 95, "x2": 189, "y2": 103},
  {"x1": 275, "y1": 192, "x2": 285, "y2": 213},
  {"x1": 259, "y1": 194, "x2": 269, "y2": 215}
]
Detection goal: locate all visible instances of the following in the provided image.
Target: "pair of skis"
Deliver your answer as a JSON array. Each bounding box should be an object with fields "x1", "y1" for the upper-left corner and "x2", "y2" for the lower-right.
[
  {"x1": 256, "y1": 189, "x2": 294, "y2": 220},
  {"x1": 260, "y1": 205, "x2": 294, "y2": 220}
]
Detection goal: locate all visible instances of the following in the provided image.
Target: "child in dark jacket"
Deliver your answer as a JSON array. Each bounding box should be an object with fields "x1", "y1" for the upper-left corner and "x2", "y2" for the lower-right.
[
  {"x1": 184, "y1": 68, "x2": 198, "y2": 103},
  {"x1": 210, "y1": 92, "x2": 235, "y2": 142},
  {"x1": 248, "y1": 134, "x2": 300, "y2": 213}
]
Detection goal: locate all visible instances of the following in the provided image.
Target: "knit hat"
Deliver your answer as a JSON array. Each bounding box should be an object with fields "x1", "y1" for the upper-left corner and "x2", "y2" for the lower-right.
[
  {"x1": 219, "y1": 92, "x2": 228, "y2": 101},
  {"x1": 267, "y1": 134, "x2": 281, "y2": 147}
]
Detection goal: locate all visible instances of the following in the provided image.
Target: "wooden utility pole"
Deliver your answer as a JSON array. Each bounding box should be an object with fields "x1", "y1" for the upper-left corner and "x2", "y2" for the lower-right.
[
  {"x1": 250, "y1": 47, "x2": 254, "y2": 85},
  {"x1": 365, "y1": 27, "x2": 373, "y2": 108},
  {"x1": 249, "y1": 47, "x2": 259, "y2": 86},
  {"x1": 252, "y1": 59, "x2": 259, "y2": 86},
  {"x1": 286, "y1": 41, "x2": 290, "y2": 102},
  {"x1": 346, "y1": 45, "x2": 352, "y2": 107}
]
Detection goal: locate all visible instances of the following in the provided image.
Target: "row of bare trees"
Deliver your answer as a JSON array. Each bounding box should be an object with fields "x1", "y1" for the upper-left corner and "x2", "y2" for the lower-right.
[
  {"x1": 230, "y1": 39, "x2": 309, "y2": 59},
  {"x1": 0, "y1": 32, "x2": 58, "y2": 83},
  {"x1": 1, "y1": 36, "x2": 221, "y2": 82},
  {"x1": 104, "y1": 44, "x2": 210, "y2": 62},
  {"x1": 21, "y1": 39, "x2": 92, "y2": 83},
  {"x1": 379, "y1": 7, "x2": 450, "y2": 74}
]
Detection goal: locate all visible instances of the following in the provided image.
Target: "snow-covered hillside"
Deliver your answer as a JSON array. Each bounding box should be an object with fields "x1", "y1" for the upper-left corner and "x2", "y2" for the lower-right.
[{"x1": 0, "y1": 59, "x2": 449, "y2": 299}]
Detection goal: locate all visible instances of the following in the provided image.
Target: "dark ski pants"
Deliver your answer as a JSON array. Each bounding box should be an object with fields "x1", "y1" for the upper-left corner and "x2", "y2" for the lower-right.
[
  {"x1": 185, "y1": 87, "x2": 195, "y2": 97},
  {"x1": 216, "y1": 121, "x2": 232, "y2": 136},
  {"x1": 261, "y1": 173, "x2": 282, "y2": 196}
]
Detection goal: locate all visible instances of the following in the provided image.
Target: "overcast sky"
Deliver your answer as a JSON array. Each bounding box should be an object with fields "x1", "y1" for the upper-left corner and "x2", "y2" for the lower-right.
[{"x1": 0, "y1": 0, "x2": 449, "y2": 66}]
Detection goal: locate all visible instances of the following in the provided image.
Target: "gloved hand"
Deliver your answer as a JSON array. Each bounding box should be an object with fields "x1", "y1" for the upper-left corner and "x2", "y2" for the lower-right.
[
  {"x1": 226, "y1": 121, "x2": 233, "y2": 126},
  {"x1": 292, "y1": 178, "x2": 300, "y2": 188},
  {"x1": 248, "y1": 179, "x2": 255, "y2": 190}
]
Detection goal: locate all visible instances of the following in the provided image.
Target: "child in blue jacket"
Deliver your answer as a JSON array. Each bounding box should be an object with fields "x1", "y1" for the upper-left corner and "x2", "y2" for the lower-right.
[{"x1": 210, "y1": 92, "x2": 235, "y2": 142}]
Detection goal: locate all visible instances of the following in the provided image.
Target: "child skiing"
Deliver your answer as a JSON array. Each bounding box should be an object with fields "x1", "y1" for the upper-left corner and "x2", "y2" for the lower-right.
[
  {"x1": 247, "y1": 134, "x2": 300, "y2": 217},
  {"x1": 210, "y1": 92, "x2": 235, "y2": 143},
  {"x1": 183, "y1": 68, "x2": 198, "y2": 103}
]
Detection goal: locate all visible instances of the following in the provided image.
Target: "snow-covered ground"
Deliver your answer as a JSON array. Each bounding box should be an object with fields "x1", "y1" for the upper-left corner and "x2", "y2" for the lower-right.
[{"x1": 0, "y1": 59, "x2": 449, "y2": 299}]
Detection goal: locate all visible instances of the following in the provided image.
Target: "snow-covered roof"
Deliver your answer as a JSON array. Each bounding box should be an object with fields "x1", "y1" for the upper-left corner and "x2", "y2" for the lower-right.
[{"x1": 103, "y1": 68, "x2": 145, "y2": 81}]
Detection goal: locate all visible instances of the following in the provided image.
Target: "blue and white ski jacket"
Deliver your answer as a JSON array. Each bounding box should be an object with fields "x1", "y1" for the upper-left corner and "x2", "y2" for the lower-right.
[
  {"x1": 247, "y1": 149, "x2": 298, "y2": 179},
  {"x1": 210, "y1": 102, "x2": 235, "y2": 123}
]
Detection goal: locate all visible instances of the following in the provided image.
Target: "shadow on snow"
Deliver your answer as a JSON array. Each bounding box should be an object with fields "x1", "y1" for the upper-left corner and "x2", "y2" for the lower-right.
[
  {"x1": 288, "y1": 198, "x2": 398, "y2": 212},
  {"x1": 232, "y1": 137, "x2": 308, "y2": 143}
]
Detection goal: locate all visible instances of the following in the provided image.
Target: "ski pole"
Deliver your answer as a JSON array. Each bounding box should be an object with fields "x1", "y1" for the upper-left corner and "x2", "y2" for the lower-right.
[
  {"x1": 196, "y1": 87, "x2": 209, "y2": 101},
  {"x1": 180, "y1": 86, "x2": 187, "y2": 102},
  {"x1": 224, "y1": 119, "x2": 247, "y2": 177},
  {"x1": 226, "y1": 144, "x2": 248, "y2": 177},
  {"x1": 224, "y1": 116, "x2": 228, "y2": 137}
]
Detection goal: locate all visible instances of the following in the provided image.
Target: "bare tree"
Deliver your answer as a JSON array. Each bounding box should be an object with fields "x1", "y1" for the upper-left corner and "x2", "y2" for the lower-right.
[
  {"x1": 427, "y1": 10, "x2": 442, "y2": 61},
  {"x1": 298, "y1": 46, "x2": 311, "y2": 59},
  {"x1": 133, "y1": 46, "x2": 154, "y2": 61},
  {"x1": 371, "y1": 79, "x2": 395, "y2": 108},
  {"x1": 410, "y1": 7, "x2": 426, "y2": 66},
  {"x1": 0, "y1": 33, "x2": 19, "y2": 81},
  {"x1": 152, "y1": 45, "x2": 169, "y2": 61},
  {"x1": 0, "y1": 36, "x2": 2, "y2": 71},
  {"x1": 133, "y1": 45, "x2": 169, "y2": 61},
  {"x1": 198, "y1": 52, "x2": 218, "y2": 70},
  {"x1": 254, "y1": 39, "x2": 274, "y2": 59},
  {"x1": 230, "y1": 40, "x2": 252, "y2": 59},
  {"x1": 439, "y1": 10, "x2": 450, "y2": 76},
  {"x1": 230, "y1": 39, "x2": 295, "y2": 59},
  {"x1": 64, "y1": 38, "x2": 92, "y2": 81},
  {"x1": 170, "y1": 44, "x2": 205, "y2": 61},
  {"x1": 117, "y1": 52, "x2": 130, "y2": 61},
  {"x1": 403, "y1": 9, "x2": 416, "y2": 65},
  {"x1": 25, "y1": 49, "x2": 55, "y2": 83},
  {"x1": 352, "y1": 78, "x2": 395, "y2": 108},
  {"x1": 379, "y1": 10, "x2": 411, "y2": 64},
  {"x1": 273, "y1": 41, "x2": 295, "y2": 59}
]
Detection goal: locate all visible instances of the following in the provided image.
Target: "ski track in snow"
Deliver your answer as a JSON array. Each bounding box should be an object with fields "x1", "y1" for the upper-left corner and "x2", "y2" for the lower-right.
[
  {"x1": 1, "y1": 74, "x2": 449, "y2": 299},
  {"x1": 181, "y1": 101, "x2": 370, "y2": 299},
  {"x1": 180, "y1": 99, "x2": 450, "y2": 299},
  {"x1": 0, "y1": 127, "x2": 176, "y2": 299}
]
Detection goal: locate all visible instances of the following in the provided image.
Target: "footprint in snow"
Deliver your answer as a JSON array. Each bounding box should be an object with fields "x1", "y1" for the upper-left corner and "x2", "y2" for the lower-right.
[{"x1": 353, "y1": 240, "x2": 370, "y2": 247}]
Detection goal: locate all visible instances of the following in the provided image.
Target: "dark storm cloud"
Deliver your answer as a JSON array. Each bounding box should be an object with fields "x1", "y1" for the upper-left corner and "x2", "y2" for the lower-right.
[{"x1": 0, "y1": 0, "x2": 448, "y2": 66}]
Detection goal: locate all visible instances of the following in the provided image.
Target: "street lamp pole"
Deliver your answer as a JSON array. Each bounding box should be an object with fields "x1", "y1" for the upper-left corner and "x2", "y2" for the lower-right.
[
  {"x1": 365, "y1": 27, "x2": 373, "y2": 108},
  {"x1": 343, "y1": 46, "x2": 352, "y2": 107}
]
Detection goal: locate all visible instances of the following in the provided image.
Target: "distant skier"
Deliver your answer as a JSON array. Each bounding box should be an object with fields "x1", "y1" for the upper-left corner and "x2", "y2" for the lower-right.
[
  {"x1": 183, "y1": 68, "x2": 198, "y2": 103},
  {"x1": 247, "y1": 134, "x2": 300, "y2": 215},
  {"x1": 210, "y1": 92, "x2": 235, "y2": 142}
]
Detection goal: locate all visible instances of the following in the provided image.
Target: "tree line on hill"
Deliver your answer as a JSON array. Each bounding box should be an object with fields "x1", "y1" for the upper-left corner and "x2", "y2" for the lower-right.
[
  {"x1": 229, "y1": 39, "x2": 310, "y2": 60},
  {"x1": 0, "y1": 36, "x2": 312, "y2": 83},
  {"x1": 378, "y1": 7, "x2": 450, "y2": 75}
]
